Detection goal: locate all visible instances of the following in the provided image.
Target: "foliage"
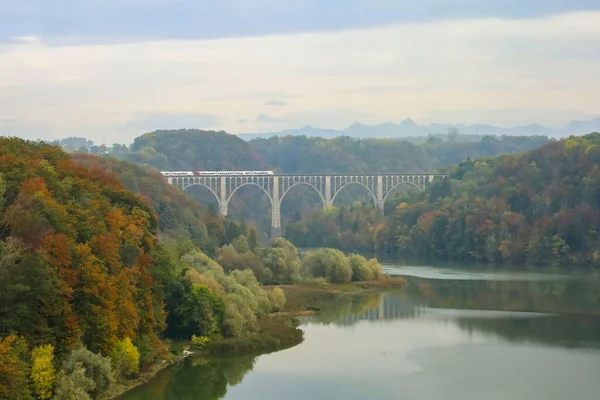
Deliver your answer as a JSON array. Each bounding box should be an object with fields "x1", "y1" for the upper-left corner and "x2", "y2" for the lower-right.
[
  {"x1": 53, "y1": 361, "x2": 94, "y2": 400},
  {"x1": 250, "y1": 134, "x2": 549, "y2": 174},
  {"x1": 303, "y1": 248, "x2": 353, "y2": 284},
  {"x1": 378, "y1": 133, "x2": 600, "y2": 266},
  {"x1": 30, "y1": 344, "x2": 55, "y2": 400},
  {"x1": 180, "y1": 250, "x2": 282, "y2": 337},
  {"x1": 109, "y1": 337, "x2": 140, "y2": 381},
  {"x1": 286, "y1": 203, "x2": 383, "y2": 252},
  {"x1": 269, "y1": 288, "x2": 286, "y2": 311},
  {"x1": 59, "y1": 347, "x2": 114, "y2": 400},
  {"x1": 71, "y1": 154, "x2": 255, "y2": 257},
  {"x1": 125, "y1": 129, "x2": 265, "y2": 171},
  {"x1": 101, "y1": 129, "x2": 548, "y2": 236},
  {"x1": 348, "y1": 254, "x2": 381, "y2": 281},
  {"x1": 190, "y1": 335, "x2": 210, "y2": 350},
  {"x1": 167, "y1": 283, "x2": 224, "y2": 340},
  {"x1": 0, "y1": 334, "x2": 32, "y2": 400},
  {"x1": 0, "y1": 138, "x2": 165, "y2": 358}
]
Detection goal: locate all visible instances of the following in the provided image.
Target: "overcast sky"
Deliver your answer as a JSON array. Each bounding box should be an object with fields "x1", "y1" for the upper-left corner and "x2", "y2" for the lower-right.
[{"x1": 1, "y1": 0, "x2": 599, "y2": 143}]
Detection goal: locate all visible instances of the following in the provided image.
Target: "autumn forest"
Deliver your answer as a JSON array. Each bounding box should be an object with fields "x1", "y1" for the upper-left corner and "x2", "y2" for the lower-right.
[{"x1": 1, "y1": 128, "x2": 599, "y2": 399}]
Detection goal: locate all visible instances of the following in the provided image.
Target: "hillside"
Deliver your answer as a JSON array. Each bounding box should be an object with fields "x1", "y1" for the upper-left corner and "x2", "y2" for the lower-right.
[
  {"x1": 125, "y1": 129, "x2": 265, "y2": 171},
  {"x1": 71, "y1": 154, "x2": 254, "y2": 256},
  {"x1": 379, "y1": 133, "x2": 600, "y2": 266},
  {"x1": 285, "y1": 133, "x2": 600, "y2": 267},
  {"x1": 249, "y1": 134, "x2": 550, "y2": 173},
  {"x1": 102, "y1": 129, "x2": 550, "y2": 235},
  {"x1": 0, "y1": 137, "x2": 164, "y2": 356},
  {"x1": 0, "y1": 138, "x2": 295, "y2": 399},
  {"x1": 116, "y1": 129, "x2": 549, "y2": 174}
]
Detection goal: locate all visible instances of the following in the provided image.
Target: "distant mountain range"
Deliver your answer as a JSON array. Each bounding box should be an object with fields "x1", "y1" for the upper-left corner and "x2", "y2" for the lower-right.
[{"x1": 239, "y1": 118, "x2": 600, "y2": 140}]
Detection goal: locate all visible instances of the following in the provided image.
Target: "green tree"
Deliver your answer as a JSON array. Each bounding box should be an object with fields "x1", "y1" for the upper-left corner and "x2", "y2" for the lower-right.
[{"x1": 60, "y1": 347, "x2": 114, "y2": 400}]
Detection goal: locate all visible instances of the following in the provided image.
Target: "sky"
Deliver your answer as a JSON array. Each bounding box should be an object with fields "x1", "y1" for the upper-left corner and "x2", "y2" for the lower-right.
[{"x1": 1, "y1": 0, "x2": 600, "y2": 144}]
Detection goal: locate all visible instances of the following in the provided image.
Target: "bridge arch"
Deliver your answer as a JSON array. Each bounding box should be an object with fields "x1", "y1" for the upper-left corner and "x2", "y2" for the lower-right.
[
  {"x1": 182, "y1": 182, "x2": 221, "y2": 206},
  {"x1": 280, "y1": 182, "x2": 326, "y2": 208},
  {"x1": 382, "y1": 181, "x2": 423, "y2": 204},
  {"x1": 331, "y1": 182, "x2": 378, "y2": 206},
  {"x1": 225, "y1": 182, "x2": 273, "y2": 215}
]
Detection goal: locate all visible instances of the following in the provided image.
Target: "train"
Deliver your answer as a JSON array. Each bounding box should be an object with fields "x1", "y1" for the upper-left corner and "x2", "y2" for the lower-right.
[{"x1": 161, "y1": 171, "x2": 274, "y2": 177}]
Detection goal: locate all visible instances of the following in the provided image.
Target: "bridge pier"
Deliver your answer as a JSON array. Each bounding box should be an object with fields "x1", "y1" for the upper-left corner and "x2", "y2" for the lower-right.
[{"x1": 271, "y1": 177, "x2": 281, "y2": 241}]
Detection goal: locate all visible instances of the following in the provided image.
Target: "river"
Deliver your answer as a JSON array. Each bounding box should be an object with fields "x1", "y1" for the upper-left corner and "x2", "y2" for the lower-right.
[{"x1": 120, "y1": 264, "x2": 600, "y2": 400}]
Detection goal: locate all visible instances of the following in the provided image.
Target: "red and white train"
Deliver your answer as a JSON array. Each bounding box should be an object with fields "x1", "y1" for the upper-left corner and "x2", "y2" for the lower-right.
[{"x1": 161, "y1": 171, "x2": 274, "y2": 177}]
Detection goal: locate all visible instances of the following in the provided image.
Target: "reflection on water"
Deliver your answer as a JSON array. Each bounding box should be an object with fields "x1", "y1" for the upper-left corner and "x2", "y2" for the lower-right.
[{"x1": 121, "y1": 266, "x2": 600, "y2": 400}]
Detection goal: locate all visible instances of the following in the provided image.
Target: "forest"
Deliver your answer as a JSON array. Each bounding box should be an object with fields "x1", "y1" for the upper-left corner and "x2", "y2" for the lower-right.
[
  {"x1": 288, "y1": 133, "x2": 600, "y2": 267},
  {"x1": 93, "y1": 129, "x2": 550, "y2": 232},
  {"x1": 56, "y1": 129, "x2": 600, "y2": 268},
  {"x1": 0, "y1": 137, "x2": 383, "y2": 399}
]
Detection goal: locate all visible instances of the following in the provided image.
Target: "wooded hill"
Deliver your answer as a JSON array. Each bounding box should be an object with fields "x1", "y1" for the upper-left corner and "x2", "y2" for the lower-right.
[{"x1": 117, "y1": 129, "x2": 549, "y2": 174}]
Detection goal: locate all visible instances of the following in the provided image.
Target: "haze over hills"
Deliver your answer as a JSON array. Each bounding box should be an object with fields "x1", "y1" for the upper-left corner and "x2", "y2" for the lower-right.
[{"x1": 239, "y1": 117, "x2": 600, "y2": 140}]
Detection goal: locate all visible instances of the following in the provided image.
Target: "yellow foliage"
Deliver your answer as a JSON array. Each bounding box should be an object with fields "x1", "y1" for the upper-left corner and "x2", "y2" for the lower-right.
[
  {"x1": 30, "y1": 344, "x2": 56, "y2": 400},
  {"x1": 109, "y1": 337, "x2": 140, "y2": 380},
  {"x1": 395, "y1": 202, "x2": 408, "y2": 211}
]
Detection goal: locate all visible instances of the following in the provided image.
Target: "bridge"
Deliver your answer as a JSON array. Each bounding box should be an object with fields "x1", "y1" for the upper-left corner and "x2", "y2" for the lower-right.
[{"x1": 165, "y1": 173, "x2": 448, "y2": 239}]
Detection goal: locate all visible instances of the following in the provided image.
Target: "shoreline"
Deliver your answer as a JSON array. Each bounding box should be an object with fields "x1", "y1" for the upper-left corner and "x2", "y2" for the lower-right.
[{"x1": 109, "y1": 277, "x2": 406, "y2": 399}]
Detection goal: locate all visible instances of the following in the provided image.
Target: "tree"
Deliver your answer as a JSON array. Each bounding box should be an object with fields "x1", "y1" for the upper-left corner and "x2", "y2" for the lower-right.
[
  {"x1": 231, "y1": 235, "x2": 250, "y2": 254},
  {"x1": 53, "y1": 362, "x2": 94, "y2": 400},
  {"x1": 0, "y1": 334, "x2": 32, "y2": 400},
  {"x1": 303, "y1": 248, "x2": 353, "y2": 284},
  {"x1": 60, "y1": 347, "x2": 114, "y2": 400},
  {"x1": 109, "y1": 338, "x2": 140, "y2": 381},
  {"x1": 269, "y1": 288, "x2": 286, "y2": 311},
  {"x1": 30, "y1": 344, "x2": 56, "y2": 400},
  {"x1": 169, "y1": 283, "x2": 224, "y2": 339}
]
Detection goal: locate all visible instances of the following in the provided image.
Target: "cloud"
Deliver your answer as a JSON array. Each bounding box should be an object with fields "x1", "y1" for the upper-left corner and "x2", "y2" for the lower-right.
[
  {"x1": 1, "y1": 1, "x2": 599, "y2": 44},
  {"x1": 256, "y1": 114, "x2": 289, "y2": 124},
  {"x1": 1, "y1": 11, "x2": 600, "y2": 141},
  {"x1": 265, "y1": 100, "x2": 288, "y2": 106}
]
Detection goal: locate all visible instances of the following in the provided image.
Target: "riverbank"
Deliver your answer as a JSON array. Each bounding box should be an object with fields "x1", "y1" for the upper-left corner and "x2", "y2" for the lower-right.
[{"x1": 109, "y1": 277, "x2": 406, "y2": 399}]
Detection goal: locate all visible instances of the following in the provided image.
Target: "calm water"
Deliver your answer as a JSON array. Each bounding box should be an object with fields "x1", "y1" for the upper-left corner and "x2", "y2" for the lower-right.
[{"x1": 121, "y1": 264, "x2": 600, "y2": 400}]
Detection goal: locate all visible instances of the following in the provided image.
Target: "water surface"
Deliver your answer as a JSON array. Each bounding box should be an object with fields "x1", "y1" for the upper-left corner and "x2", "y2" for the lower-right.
[{"x1": 121, "y1": 264, "x2": 600, "y2": 400}]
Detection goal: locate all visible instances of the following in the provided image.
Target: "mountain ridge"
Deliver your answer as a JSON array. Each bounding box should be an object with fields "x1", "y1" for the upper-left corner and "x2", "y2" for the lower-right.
[{"x1": 239, "y1": 117, "x2": 600, "y2": 140}]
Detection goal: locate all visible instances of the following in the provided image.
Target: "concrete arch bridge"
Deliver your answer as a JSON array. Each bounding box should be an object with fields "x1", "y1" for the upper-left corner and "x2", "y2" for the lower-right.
[{"x1": 165, "y1": 173, "x2": 448, "y2": 239}]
